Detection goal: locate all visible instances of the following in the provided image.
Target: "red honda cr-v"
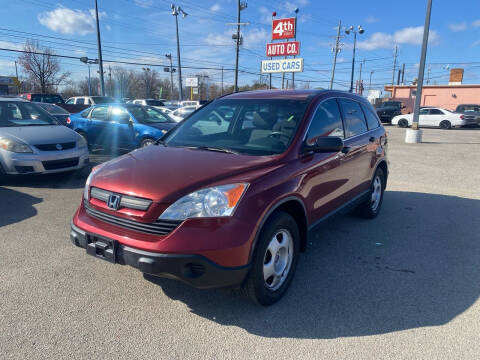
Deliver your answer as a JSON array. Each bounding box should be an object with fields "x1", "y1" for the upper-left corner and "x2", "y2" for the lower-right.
[{"x1": 71, "y1": 90, "x2": 388, "y2": 305}]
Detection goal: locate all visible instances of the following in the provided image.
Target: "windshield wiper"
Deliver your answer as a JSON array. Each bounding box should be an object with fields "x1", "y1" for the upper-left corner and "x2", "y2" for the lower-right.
[{"x1": 185, "y1": 145, "x2": 239, "y2": 155}]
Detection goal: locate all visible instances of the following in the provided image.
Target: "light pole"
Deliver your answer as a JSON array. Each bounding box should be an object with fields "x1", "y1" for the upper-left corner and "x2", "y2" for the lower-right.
[
  {"x1": 292, "y1": 7, "x2": 299, "y2": 89},
  {"x1": 94, "y1": 0, "x2": 105, "y2": 96},
  {"x1": 233, "y1": 1, "x2": 248, "y2": 92},
  {"x1": 80, "y1": 57, "x2": 99, "y2": 96},
  {"x1": 142, "y1": 67, "x2": 151, "y2": 98},
  {"x1": 165, "y1": 54, "x2": 175, "y2": 100},
  {"x1": 369, "y1": 71, "x2": 374, "y2": 90},
  {"x1": 171, "y1": 4, "x2": 188, "y2": 101},
  {"x1": 406, "y1": 0, "x2": 432, "y2": 143},
  {"x1": 345, "y1": 25, "x2": 365, "y2": 93}
]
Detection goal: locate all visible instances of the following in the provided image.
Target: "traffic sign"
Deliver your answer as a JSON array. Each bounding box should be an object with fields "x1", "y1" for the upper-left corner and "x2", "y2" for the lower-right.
[
  {"x1": 185, "y1": 77, "x2": 198, "y2": 87},
  {"x1": 272, "y1": 17, "x2": 296, "y2": 40},
  {"x1": 261, "y1": 58, "x2": 304, "y2": 73},
  {"x1": 266, "y1": 41, "x2": 300, "y2": 57}
]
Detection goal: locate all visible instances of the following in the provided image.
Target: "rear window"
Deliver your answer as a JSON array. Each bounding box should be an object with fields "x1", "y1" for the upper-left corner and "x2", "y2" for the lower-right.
[
  {"x1": 338, "y1": 99, "x2": 368, "y2": 137},
  {"x1": 31, "y1": 94, "x2": 64, "y2": 104},
  {"x1": 91, "y1": 96, "x2": 115, "y2": 104},
  {"x1": 145, "y1": 100, "x2": 165, "y2": 106}
]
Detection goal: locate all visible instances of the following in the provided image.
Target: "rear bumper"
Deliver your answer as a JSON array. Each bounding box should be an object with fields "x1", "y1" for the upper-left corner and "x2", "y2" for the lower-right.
[{"x1": 70, "y1": 222, "x2": 249, "y2": 289}]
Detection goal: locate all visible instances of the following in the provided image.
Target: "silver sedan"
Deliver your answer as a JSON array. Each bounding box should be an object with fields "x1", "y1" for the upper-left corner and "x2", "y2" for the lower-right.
[{"x1": 0, "y1": 98, "x2": 89, "y2": 175}]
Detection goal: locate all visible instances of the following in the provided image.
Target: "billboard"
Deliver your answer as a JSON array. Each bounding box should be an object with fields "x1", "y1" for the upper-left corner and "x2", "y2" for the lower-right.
[
  {"x1": 271, "y1": 17, "x2": 296, "y2": 40},
  {"x1": 261, "y1": 58, "x2": 304, "y2": 73},
  {"x1": 266, "y1": 41, "x2": 300, "y2": 57},
  {"x1": 185, "y1": 77, "x2": 198, "y2": 87}
]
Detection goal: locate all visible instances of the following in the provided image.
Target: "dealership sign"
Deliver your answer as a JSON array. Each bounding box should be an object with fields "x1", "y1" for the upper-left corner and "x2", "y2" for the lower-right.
[
  {"x1": 266, "y1": 41, "x2": 300, "y2": 57},
  {"x1": 272, "y1": 17, "x2": 296, "y2": 40},
  {"x1": 185, "y1": 77, "x2": 198, "y2": 87},
  {"x1": 261, "y1": 58, "x2": 304, "y2": 73}
]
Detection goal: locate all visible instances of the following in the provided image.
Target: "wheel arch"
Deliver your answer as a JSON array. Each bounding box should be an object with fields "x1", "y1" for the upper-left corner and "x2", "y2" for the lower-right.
[
  {"x1": 249, "y1": 196, "x2": 308, "y2": 262},
  {"x1": 374, "y1": 160, "x2": 389, "y2": 188}
]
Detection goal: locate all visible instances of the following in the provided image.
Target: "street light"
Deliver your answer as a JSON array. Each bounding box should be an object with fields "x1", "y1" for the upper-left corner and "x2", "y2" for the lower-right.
[
  {"x1": 171, "y1": 3, "x2": 188, "y2": 101},
  {"x1": 345, "y1": 25, "x2": 365, "y2": 92},
  {"x1": 80, "y1": 57, "x2": 99, "y2": 96}
]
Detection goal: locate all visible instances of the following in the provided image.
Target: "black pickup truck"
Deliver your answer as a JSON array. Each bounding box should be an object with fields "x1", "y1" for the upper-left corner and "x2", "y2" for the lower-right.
[{"x1": 375, "y1": 101, "x2": 404, "y2": 123}]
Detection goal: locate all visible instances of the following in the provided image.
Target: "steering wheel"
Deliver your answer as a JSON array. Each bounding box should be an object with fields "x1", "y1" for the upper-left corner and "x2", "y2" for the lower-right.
[{"x1": 268, "y1": 131, "x2": 289, "y2": 140}]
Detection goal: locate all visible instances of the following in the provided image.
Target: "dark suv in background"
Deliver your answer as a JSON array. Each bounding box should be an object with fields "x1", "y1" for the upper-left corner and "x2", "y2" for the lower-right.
[
  {"x1": 376, "y1": 100, "x2": 404, "y2": 123},
  {"x1": 70, "y1": 90, "x2": 388, "y2": 305},
  {"x1": 455, "y1": 104, "x2": 480, "y2": 127}
]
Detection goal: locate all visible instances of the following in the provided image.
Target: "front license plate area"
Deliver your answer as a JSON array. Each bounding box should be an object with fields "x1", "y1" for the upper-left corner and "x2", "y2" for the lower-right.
[{"x1": 86, "y1": 235, "x2": 117, "y2": 263}]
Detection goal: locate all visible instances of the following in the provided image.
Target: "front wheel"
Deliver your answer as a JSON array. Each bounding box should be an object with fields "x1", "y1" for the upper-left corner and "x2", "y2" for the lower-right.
[
  {"x1": 397, "y1": 119, "x2": 409, "y2": 128},
  {"x1": 140, "y1": 138, "x2": 155, "y2": 148},
  {"x1": 243, "y1": 211, "x2": 300, "y2": 306},
  {"x1": 356, "y1": 167, "x2": 385, "y2": 219}
]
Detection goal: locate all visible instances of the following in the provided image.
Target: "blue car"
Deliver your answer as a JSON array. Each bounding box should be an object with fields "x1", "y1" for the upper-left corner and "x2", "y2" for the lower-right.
[{"x1": 67, "y1": 104, "x2": 177, "y2": 150}]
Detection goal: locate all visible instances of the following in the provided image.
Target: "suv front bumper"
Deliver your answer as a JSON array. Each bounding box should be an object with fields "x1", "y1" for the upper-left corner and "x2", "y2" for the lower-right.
[{"x1": 70, "y1": 222, "x2": 249, "y2": 289}]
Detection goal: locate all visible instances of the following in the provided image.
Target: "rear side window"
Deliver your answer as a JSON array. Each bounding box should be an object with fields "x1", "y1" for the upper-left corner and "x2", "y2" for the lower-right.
[
  {"x1": 361, "y1": 104, "x2": 380, "y2": 130},
  {"x1": 339, "y1": 99, "x2": 368, "y2": 138},
  {"x1": 307, "y1": 98, "x2": 344, "y2": 144},
  {"x1": 76, "y1": 98, "x2": 85, "y2": 105},
  {"x1": 90, "y1": 106, "x2": 109, "y2": 121},
  {"x1": 429, "y1": 109, "x2": 444, "y2": 115}
]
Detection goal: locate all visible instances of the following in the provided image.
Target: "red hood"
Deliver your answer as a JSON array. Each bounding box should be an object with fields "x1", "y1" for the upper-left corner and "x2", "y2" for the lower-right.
[{"x1": 90, "y1": 145, "x2": 280, "y2": 202}]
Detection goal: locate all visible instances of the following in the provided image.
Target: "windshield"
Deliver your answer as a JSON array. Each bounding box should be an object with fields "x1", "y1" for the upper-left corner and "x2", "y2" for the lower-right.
[
  {"x1": 459, "y1": 105, "x2": 480, "y2": 112},
  {"x1": 92, "y1": 96, "x2": 115, "y2": 104},
  {"x1": 0, "y1": 101, "x2": 58, "y2": 127},
  {"x1": 383, "y1": 101, "x2": 400, "y2": 107},
  {"x1": 37, "y1": 103, "x2": 69, "y2": 115},
  {"x1": 126, "y1": 105, "x2": 174, "y2": 124},
  {"x1": 164, "y1": 99, "x2": 309, "y2": 156},
  {"x1": 145, "y1": 100, "x2": 165, "y2": 106}
]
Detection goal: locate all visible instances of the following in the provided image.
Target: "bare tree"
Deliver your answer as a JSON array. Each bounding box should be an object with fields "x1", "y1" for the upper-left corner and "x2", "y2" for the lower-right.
[
  {"x1": 112, "y1": 66, "x2": 134, "y2": 99},
  {"x1": 18, "y1": 41, "x2": 69, "y2": 93}
]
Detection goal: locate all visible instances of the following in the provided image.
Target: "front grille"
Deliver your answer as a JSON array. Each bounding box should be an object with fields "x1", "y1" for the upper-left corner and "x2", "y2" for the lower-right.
[
  {"x1": 35, "y1": 142, "x2": 76, "y2": 151},
  {"x1": 90, "y1": 187, "x2": 152, "y2": 211},
  {"x1": 42, "y1": 157, "x2": 79, "y2": 170},
  {"x1": 85, "y1": 202, "x2": 181, "y2": 235}
]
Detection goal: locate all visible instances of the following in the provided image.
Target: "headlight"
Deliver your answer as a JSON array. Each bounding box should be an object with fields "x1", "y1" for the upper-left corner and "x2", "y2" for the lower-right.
[
  {"x1": 83, "y1": 165, "x2": 102, "y2": 201},
  {"x1": 77, "y1": 136, "x2": 87, "y2": 149},
  {"x1": 159, "y1": 183, "x2": 248, "y2": 220},
  {"x1": 0, "y1": 137, "x2": 33, "y2": 153}
]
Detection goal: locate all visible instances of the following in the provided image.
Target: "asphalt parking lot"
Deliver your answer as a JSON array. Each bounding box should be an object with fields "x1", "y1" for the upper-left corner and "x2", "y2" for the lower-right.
[{"x1": 1, "y1": 126, "x2": 479, "y2": 359}]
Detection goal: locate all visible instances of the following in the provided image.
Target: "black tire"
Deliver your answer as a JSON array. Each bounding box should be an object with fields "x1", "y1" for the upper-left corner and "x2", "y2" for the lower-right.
[
  {"x1": 356, "y1": 167, "x2": 385, "y2": 219},
  {"x1": 398, "y1": 119, "x2": 409, "y2": 128},
  {"x1": 439, "y1": 120, "x2": 451, "y2": 130},
  {"x1": 140, "y1": 138, "x2": 155, "y2": 148},
  {"x1": 243, "y1": 211, "x2": 300, "y2": 306}
]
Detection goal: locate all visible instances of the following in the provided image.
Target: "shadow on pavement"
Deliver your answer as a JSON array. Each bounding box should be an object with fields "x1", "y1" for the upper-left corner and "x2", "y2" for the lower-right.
[
  {"x1": 145, "y1": 190, "x2": 480, "y2": 339},
  {"x1": 0, "y1": 187, "x2": 42, "y2": 227}
]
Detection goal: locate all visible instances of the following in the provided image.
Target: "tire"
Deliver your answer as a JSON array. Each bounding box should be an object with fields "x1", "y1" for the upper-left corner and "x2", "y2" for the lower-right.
[
  {"x1": 356, "y1": 167, "x2": 385, "y2": 219},
  {"x1": 140, "y1": 138, "x2": 155, "y2": 148},
  {"x1": 439, "y1": 120, "x2": 451, "y2": 130},
  {"x1": 243, "y1": 211, "x2": 300, "y2": 306},
  {"x1": 397, "y1": 119, "x2": 409, "y2": 128}
]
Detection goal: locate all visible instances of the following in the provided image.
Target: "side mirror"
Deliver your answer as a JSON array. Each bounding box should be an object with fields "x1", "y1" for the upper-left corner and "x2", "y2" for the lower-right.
[{"x1": 305, "y1": 136, "x2": 344, "y2": 154}]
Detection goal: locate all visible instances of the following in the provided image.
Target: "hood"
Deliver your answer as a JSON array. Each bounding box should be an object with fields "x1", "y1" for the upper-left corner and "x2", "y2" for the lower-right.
[
  {"x1": 146, "y1": 122, "x2": 177, "y2": 132},
  {"x1": 91, "y1": 145, "x2": 280, "y2": 202},
  {"x1": 0, "y1": 125, "x2": 80, "y2": 145}
]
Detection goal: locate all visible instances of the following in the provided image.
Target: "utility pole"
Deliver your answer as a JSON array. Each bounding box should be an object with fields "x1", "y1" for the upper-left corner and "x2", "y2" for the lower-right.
[
  {"x1": 88, "y1": 63, "x2": 91, "y2": 95},
  {"x1": 330, "y1": 20, "x2": 342, "y2": 90},
  {"x1": 397, "y1": 69, "x2": 401, "y2": 85},
  {"x1": 292, "y1": 8, "x2": 299, "y2": 89},
  {"x1": 401, "y1": 63, "x2": 405, "y2": 84},
  {"x1": 369, "y1": 71, "x2": 374, "y2": 90},
  {"x1": 427, "y1": 66, "x2": 431, "y2": 84},
  {"x1": 221, "y1": 66, "x2": 224, "y2": 95},
  {"x1": 14, "y1": 60, "x2": 19, "y2": 92},
  {"x1": 165, "y1": 54, "x2": 174, "y2": 100},
  {"x1": 94, "y1": 0, "x2": 105, "y2": 96},
  {"x1": 392, "y1": 45, "x2": 398, "y2": 86},
  {"x1": 171, "y1": 4, "x2": 188, "y2": 101},
  {"x1": 108, "y1": 65, "x2": 112, "y2": 96},
  {"x1": 358, "y1": 59, "x2": 364, "y2": 94},
  {"x1": 233, "y1": 1, "x2": 247, "y2": 92},
  {"x1": 408, "y1": 0, "x2": 432, "y2": 140}
]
